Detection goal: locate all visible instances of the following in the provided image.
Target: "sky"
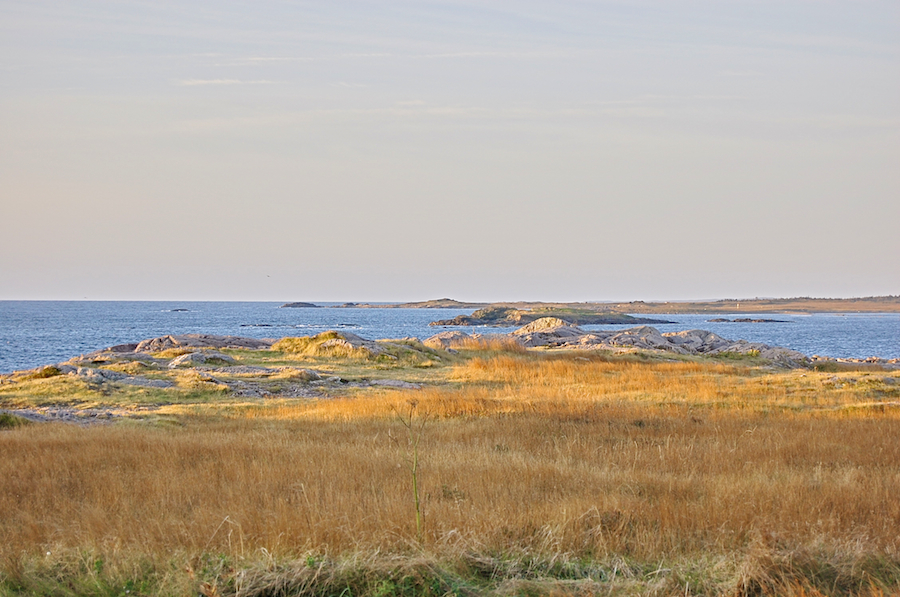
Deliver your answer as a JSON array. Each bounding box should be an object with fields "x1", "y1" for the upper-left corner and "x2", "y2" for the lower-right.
[{"x1": 1, "y1": 0, "x2": 898, "y2": 302}]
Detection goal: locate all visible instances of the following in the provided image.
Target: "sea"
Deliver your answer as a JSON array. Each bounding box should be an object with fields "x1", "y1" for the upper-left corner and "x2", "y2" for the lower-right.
[{"x1": 1, "y1": 301, "x2": 898, "y2": 374}]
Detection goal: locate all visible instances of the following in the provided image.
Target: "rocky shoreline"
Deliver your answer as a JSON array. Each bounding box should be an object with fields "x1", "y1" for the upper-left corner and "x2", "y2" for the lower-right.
[{"x1": 2, "y1": 324, "x2": 898, "y2": 426}]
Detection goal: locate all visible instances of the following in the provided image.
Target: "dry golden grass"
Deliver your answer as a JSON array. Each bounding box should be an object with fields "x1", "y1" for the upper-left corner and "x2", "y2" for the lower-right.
[
  {"x1": 1, "y1": 352, "x2": 899, "y2": 595},
  {"x1": 240, "y1": 354, "x2": 899, "y2": 421},
  {"x1": 451, "y1": 336, "x2": 529, "y2": 353}
]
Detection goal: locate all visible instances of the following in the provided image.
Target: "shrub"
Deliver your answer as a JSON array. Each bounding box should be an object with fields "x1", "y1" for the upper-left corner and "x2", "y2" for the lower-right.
[{"x1": 15, "y1": 366, "x2": 62, "y2": 381}]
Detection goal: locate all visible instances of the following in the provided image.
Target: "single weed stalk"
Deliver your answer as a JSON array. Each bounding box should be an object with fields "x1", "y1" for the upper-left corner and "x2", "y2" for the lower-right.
[{"x1": 394, "y1": 400, "x2": 428, "y2": 544}]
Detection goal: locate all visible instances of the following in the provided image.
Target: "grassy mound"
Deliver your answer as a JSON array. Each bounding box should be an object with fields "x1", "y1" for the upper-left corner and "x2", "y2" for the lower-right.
[
  {"x1": 272, "y1": 332, "x2": 449, "y2": 368},
  {"x1": 273, "y1": 331, "x2": 379, "y2": 359}
]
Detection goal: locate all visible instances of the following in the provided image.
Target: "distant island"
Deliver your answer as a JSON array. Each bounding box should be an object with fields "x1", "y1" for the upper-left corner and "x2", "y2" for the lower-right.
[
  {"x1": 708, "y1": 318, "x2": 790, "y2": 323},
  {"x1": 279, "y1": 302, "x2": 320, "y2": 308},
  {"x1": 294, "y1": 296, "x2": 900, "y2": 314},
  {"x1": 324, "y1": 298, "x2": 488, "y2": 309}
]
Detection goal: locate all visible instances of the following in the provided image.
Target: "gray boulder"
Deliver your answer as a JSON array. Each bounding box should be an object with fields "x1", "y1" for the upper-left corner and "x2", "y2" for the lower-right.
[
  {"x1": 713, "y1": 341, "x2": 808, "y2": 366},
  {"x1": 604, "y1": 326, "x2": 689, "y2": 354},
  {"x1": 663, "y1": 330, "x2": 732, "y2": 353},
  {"x1": 423, "y1": 331, "x2": 471, "y2": 349},
  {"x1": 511, "y1": 318, "x2": 587, "y2": 348},
  {"x1": 504, "y1": 321, "x2": 808, "y2": 366},
  {"x1": 168, "y1": 352, "x2": 237, "y2": 368}
]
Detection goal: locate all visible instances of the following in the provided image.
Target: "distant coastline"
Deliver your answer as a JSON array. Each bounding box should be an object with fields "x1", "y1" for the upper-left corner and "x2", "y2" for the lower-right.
[
  {"x1": 3, "y1": 301, "x2": 898, "y2": 373},
  {"x1": 278, "y1": 296, "x2": 900, "y2": 314}
]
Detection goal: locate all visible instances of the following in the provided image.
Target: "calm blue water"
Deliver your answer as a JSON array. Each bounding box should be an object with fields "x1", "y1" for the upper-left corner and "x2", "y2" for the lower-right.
[{"x1": 0, "y1": 301, "x2": 897, "y2": 373}]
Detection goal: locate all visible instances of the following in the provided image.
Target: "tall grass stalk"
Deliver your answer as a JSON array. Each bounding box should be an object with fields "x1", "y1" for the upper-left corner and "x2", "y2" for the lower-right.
[{"x1": 393, "y1": 400, "x2": 428, "y2": 544}]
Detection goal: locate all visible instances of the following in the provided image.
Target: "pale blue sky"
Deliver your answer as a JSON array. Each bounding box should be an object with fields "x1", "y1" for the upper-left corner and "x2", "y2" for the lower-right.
[{"x1": 1, "y1": 1, "x2": 898, "y2": 301}]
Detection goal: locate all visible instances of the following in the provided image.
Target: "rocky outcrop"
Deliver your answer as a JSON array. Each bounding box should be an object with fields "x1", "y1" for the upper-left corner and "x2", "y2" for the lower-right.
[
  {"x1": 610, "y1": 327, "x2": 686, "y2": 353},
  {"x1": 430, "y1": 306, "x2": 527, "y2": 326},
  {"x1": 106, "y1": 343, "x2": 140, "y2": 353},
  {"x1": 513, "y1": 317, "x2": 570, "y2": 332},
  {"x1": 511, "y1": 319, "x2": 586, "y2": 348},
  {"x1": 280, "y1": 302, "x2": 320, "y2": 308},
  {"x1": 810, "y1": 355, "x2": 900, "y2": 367},
  {"x1": 664, "y1": 329, "x2": 733, "y2": 353},
  {"x1": 512, "y1": 321, "x2": 680, "y2": 353},
  {"x1": 506, "y1": 318, "x2": 808, "y2": 366},
  {"x1": 663, "y1": 330, "x2": 805, "y2": 364},
  {"x1": 708, "y1": 318, "x2": 789, "y2": 323},
  {"x1": 134, "y1": 334, "x2": 274, "y2": 353},
  {"x1": 423, "y1": 331, "x2": 471, "y2": 349},
  {"x1": 430, "y1": 307, "x2": 674, "y2": 327}
]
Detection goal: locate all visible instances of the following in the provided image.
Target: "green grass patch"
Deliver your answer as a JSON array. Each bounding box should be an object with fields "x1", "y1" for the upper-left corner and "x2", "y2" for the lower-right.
[
  {"x1": 2, "y1": 548, "x2": 897, "y2": 597},
  {"x1": 0, "y1": 412, "x2": 32, "y2": 429}
]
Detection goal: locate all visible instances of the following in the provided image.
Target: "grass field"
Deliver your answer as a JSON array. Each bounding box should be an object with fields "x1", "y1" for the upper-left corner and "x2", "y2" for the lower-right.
[{"x1": 1, "y1": 344, "x2": 899, "y2": 596}]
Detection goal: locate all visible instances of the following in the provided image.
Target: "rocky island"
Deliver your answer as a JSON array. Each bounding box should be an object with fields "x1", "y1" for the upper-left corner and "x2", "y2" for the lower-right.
[
  {"x1": 281, "y1": 295, "x2": 900, "y2": 313},
  {"x1": 707, "y1": 317, "x2": 790, "y2": 323},
  {"x1": 430, "y1": 306, "x2": 674, "y2": 327}
]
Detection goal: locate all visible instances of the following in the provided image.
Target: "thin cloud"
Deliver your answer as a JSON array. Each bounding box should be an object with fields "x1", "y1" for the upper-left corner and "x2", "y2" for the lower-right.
[
  {"x1": 243, "y1": 57, "x2": 312, "y2": 63},
  {"x1": 420, "y1": 50, "x2": 569, "y2": 59},
  {"x1": 761, "y1": 32, "x2": 898, "y2": 55},
  {"x1": 176, "y1": 79, "x2": 277, "y2": 86},
  {"x1": 720, "y1": 70, "x2": 763, "y2": 78},
  {"x1": 691, "y1": 95, "x2": 746, "y2": 101},
  {"x1": 216, "y1": 57, "x2": 315, "y2": 66},
  {"x1": 339, "y1": 53, "x2": 394, "y2": 58}
]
